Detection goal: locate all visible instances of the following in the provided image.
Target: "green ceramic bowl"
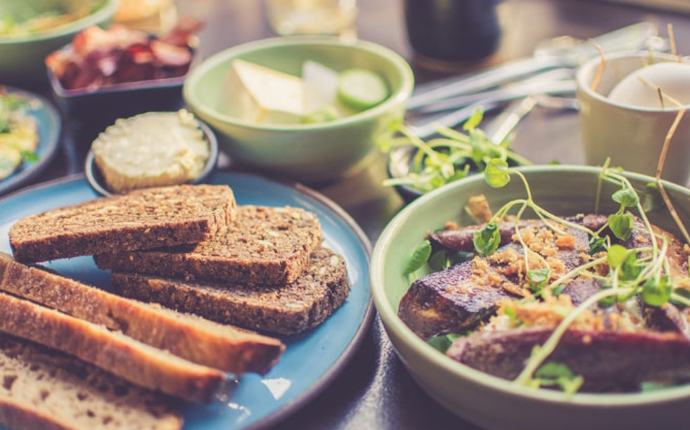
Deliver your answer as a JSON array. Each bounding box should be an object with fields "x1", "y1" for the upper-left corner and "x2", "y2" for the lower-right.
[
  {"x1": 0, "y1": 0, "x2": 117, "y2": 85},
  {"x1": 183, "y1": 37, "x2": 414, "y2": 183},
  {"x1": 371, "y1": 165, "x2": 690, "y2": 430}
]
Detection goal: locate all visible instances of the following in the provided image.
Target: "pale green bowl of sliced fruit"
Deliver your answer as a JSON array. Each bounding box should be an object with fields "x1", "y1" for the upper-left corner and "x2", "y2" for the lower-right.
[
  {"x1": 0, "y1": 0, "x2": 117, "y2": 85},
  {"x1": 372, "y1": 164, "x2": 690, "y2": 430},
  {"x1": 183, "y1": 37, "x2": 414, "y2": 183}
]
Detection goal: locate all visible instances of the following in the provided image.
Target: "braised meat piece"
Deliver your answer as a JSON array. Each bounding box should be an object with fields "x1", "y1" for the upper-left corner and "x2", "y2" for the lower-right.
[
  {"x1": 400, "y1": 216, "x2": 596, "y2": 339},
  {"x1": 447, "y1": 328, "x2": 690, "y2": 392}
]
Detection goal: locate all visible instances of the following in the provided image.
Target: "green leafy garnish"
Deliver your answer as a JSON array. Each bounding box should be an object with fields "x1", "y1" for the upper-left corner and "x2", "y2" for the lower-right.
[
  {"x1": 642, "y1": 276, "x2": 672, "y2": 307},
  {"x1": 427, "y1": 250, "x2": 450, "y2": 272},
  {"x1": 612, "y1": 188, "x2": 640, "y2": 207},
  {"x1": 379, "y1": 108, "x2": 531, "y2": 194},
  {"x1": 606, "y1": 244, "x2": 629, "y2": 269},
  {"x1": 533, "y1": 361, "x2": 584, "y2": 395},
  {"x1": 588, "y1": 236, "x2": 607, "y2": 255},
  {"x1": 427, "y1": 333, "x2": 461, "y2": 353},
  {"x1": 527, "y1": 268, "x2": 550, "y2": 293},
  {"x1": 552, "y1": 284, "x2": 566, "y2": 296},
  {"x1": 404, "y1": 240, "x2": 432, "y2": 275},
  {"x1": 473, "y1": 222, "x2": 501, "y2": 256},
  {"x1": 608, "y1": 212, "x2": 634, "y2": 240},
  {"x1": 484, "y1": 159, "x2": 510, "y2": 188},
  {"x1": 619, "y1": 251, "x2": 641, "y2": 281},
  {"x1": 670, "y1": 288, "x2": 690, "y2": 307}
]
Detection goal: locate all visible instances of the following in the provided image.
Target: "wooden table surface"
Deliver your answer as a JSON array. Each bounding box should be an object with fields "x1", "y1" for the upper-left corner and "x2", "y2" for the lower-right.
[{"x1": 11, "y1": 0, "x2": 690, "y2": 429}]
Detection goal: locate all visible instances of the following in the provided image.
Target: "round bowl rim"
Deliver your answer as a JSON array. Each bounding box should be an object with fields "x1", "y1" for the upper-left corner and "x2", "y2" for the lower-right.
[
  {"x1": 182, "y1": 36, "x2": 415, "y2": 131},
  {"x1": 0, "y1": 0, "x2": 118, "y2": 45},
  {"x1": 371, "y1": 163, "x2": 690, "y2": 407},
  {"x1": 576, "y1": 50, "x2": 690, "y2": 113}
]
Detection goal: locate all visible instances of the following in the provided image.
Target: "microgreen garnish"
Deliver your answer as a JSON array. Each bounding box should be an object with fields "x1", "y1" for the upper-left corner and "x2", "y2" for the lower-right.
[
  {"x1": 427, "y1": 333, "x2": 462, "y2": 353},
  {"x1": 527, "y1": 269, "x2": 550, "y2": 293},
  {"x1": 670, "y1": 288, "x2": 690, "y2": 307},
  {"x1": 552, "y1": 284, "x2": 566, "y2": 296},
  {"x1": 484, "y1": 159, "x2": 510, "y2": 188},
  {"x1": 607, "y1": 212, "x2": 634, "y2": 240},
  {"x1": 473, "y1": 223, "x2": 501, "y2": 256},
  {"x1": 588, "y1": 236, "x2": 607, "y2": 255},
  {"x1": 428, "y1": 250, "x2": 450, "y2": 272},
  {"x1": 531, "y1": 361, "x2": 584, "y2": 395},
  {"x1": 642, "y1": 275, "x2": 672, "y2": 307},
  {"x1": 612, "y1": 188, "x2": 640, "y2": 207},
  {"x1": 606, "y1": 244, "x2": 628, "y2": 269},
  {"x1": 404, "y1": 239, "x2": 432, "y2": 275},
  {"x1": 380, "y1": 108, "x2": 531, "y2": 193}
]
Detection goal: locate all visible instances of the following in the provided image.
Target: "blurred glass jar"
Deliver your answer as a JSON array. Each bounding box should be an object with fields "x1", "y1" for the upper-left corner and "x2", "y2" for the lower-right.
[
  {"x1": 404, "y1": 0, "x2": 501, "y2": 68},
  {"x1": 264, "y1": 0, "x2": 357, "y2": 36}
]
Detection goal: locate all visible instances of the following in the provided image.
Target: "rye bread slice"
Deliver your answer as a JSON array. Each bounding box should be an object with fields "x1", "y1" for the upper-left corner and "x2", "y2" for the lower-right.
[
  {"x1": 0, "y1": 252, "x2": 285, "y2": 375},
  {"x1": 0, "y1": 334, "x2": 182, "y2": 430},
  {"x1": 0, "y1": 291, "x2": 225, "y2": 403},
  {"x1": 96, "y1": 205, "x2": 322, "y2": 286},
  {"x1": 111, "y1": 247, "x2": 350, "y2": 335},
  {"x1": 9, "y1": 184, "x2": 236, "y2": 263}
]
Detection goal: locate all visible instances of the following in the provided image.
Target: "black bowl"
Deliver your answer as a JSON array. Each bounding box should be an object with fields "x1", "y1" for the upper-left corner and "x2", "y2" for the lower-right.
[
  {"x1": 386, "y1": 145, "x2": 424, "y2": 203},
  {"x1": 47, "y1": 40, "x2": 197, "y2": 146},
  {"x1": 85, "y1": 118, "x2": 219, "y2": 196}
]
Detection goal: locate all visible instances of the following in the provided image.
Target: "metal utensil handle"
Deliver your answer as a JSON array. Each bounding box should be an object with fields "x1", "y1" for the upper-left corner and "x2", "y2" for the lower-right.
[
  {"x1": 407, "y1": 21, "x2": 659, "y2": 110},
  {"x1": 408, "y1": 56, "x2": 561, "y2": 110},
  {"x1": 408, "y1": 80, "x2": 576, "y2": 138},
  {"x1": 416, "y1": 68, "x2": 574, "y2": 114}
]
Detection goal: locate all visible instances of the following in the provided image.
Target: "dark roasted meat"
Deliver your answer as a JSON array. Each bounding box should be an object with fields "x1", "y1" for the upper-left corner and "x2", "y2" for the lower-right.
[
  {"x1": 399, "y1": 216, "x2": 596, "y2": 339},
  {"x1": 446, "y1": 328, "x2": 690, "y2": 392},
  {"x1": 427, "y1": 214, "x2": 607, "y2": 252},
  {"x1": 398, "y1": 262, "x2": 515, "y2": 339}
]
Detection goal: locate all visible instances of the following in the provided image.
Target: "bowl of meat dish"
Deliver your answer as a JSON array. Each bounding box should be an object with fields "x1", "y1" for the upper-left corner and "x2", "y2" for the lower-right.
[
  {"x1": 45, "y1": 20, "x2": 199, "y2": 144},
  {"x1": 371, "y1": 164, "x2": 690, "y2": 430},
  {"x1": 0, "y1": 0, "x2": 117, "y2": 85},
  {"x1": 183, "y1": 37, "x2": 414, "y2": 183}
]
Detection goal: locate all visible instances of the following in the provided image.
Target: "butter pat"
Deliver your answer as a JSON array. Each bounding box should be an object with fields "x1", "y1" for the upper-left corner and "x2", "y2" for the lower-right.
[
  {"x1": 92, "y1": 110, "x2": 209, "y2": 193},
  {"x1": 223, "y1": 59, "x2": 304, "y2": 124}
]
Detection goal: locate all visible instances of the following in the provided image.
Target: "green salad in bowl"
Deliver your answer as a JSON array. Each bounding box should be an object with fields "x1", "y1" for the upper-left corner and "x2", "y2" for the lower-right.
[
  {"x1": 371, "y1": 163, "x2": 690, "y2": 430},
  {"x1": 0, "y1": 0, "x2": 116, "y2": 84}
]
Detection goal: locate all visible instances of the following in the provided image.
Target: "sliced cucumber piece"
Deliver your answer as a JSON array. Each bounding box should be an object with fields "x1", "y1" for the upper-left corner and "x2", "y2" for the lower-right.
[{"x1": 337, "y1": 68, "x2": 389, "y2": 112}]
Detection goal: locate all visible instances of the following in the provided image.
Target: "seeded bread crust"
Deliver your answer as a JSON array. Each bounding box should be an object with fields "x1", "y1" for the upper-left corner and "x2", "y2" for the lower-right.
[
  {"x1": 0, "y1": 292, "x2": 225, "y2": 403},
  {"x1": 111, "y1": 247, "x2": 350, "y2": 335},
  {"x1": 9, "y1": 185, "x2": 236, "y2": 263},
  {"x1": 0, "y1": 252, "x2": 284, "y2": 375},
  {"x1": 0, "y1": 334, "x2": 182, "y2": 430},
  {"x1": 96, "y1": 206, "x2": 322, "y2": 286}
]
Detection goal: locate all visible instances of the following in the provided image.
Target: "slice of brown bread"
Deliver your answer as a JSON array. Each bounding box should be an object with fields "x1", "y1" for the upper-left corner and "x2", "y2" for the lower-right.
[
  {"x1": 0, "y1": 291, "x2": 225, "y2": 403},
  {"x1": 9, "y1": 184, "x2": 236, "y2": 263},
  {"x1": 95, "y1": 205, "x2": 322, "y2": 286},
  {"x1": 111, "y1": 247, "x2": 350, "y2": 335},
  {"x1": 0, "y1": 334, "x2": 182, "y2": 430},
  {"x1": 0, "y1": 252, "x2": 285, "y2": 375}
]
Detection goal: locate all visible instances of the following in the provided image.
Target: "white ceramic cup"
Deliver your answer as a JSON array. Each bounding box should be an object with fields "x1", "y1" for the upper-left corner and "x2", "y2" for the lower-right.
[{"x1": 576, "y1": 52, "x2": 690, "y2": 185}]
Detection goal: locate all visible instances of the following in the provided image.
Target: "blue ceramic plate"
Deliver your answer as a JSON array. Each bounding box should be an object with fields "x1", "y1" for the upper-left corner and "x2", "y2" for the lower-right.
[
  {"x1": 0, "y1": 86, "x2": 61, "y2": 196},
  {"x1": 0, "y1": 172, "x2": 373, "y2": 430}
]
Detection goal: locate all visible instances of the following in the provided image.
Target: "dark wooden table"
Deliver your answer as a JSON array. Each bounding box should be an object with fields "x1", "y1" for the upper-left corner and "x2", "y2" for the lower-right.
[{"x1": 13, "y1": 0, "x2": 690, "y2": 429}]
